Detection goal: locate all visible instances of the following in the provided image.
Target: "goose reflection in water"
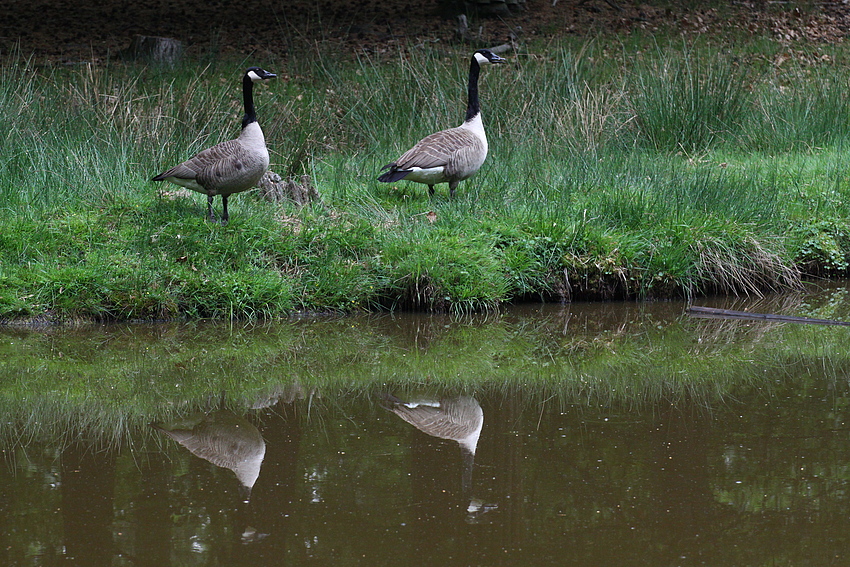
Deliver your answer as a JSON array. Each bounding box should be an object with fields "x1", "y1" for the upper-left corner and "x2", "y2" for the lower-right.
[
  {"x1": 382, "y1": 394, "x2": 485, "y2": 501},
  {"x1": 151, "y1": 409, "x2": 266, "y2": 503}
]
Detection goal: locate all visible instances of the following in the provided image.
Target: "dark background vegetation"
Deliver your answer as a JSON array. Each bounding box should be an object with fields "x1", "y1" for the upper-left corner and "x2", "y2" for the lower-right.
[{"x1": 3, "y1": 0, "x2": 850, "y2": 62}]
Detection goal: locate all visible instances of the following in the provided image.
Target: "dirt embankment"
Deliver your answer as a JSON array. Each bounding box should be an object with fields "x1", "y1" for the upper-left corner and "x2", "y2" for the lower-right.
[{"x1": 2, "y1": 0, "x2": 849, "y2": 64}]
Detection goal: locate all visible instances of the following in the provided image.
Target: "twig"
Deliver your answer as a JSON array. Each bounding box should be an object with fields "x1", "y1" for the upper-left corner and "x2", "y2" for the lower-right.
[{"x1": 688, "y1": 306, "x2": 850, "y2": 326}]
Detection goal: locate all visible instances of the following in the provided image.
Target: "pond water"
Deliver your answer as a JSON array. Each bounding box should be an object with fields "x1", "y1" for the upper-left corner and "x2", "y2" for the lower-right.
[{"x1": 3, "y1": 284, "x2": 850, "y2": 566}]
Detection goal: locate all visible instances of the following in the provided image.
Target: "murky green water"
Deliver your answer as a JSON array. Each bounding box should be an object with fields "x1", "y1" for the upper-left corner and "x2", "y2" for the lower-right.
[{"x1": 3, "y1": 285, "x2": 850, "y2": 566}]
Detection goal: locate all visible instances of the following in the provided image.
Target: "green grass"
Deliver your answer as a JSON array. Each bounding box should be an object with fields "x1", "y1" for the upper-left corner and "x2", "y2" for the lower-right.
[{"x1": 3, "y1": 35, "x2": 850, "y2": 320}]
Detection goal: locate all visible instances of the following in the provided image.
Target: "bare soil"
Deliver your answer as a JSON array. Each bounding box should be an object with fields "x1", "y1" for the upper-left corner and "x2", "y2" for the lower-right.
[{"x1": 2, "y1": 0, "x2": 850, "y2": 64}]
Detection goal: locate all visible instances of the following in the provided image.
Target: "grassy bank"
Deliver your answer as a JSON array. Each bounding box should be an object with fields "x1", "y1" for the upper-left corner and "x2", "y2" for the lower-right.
[{"x1": 2, "y1": 34, "x2": 850, "y2": 320}]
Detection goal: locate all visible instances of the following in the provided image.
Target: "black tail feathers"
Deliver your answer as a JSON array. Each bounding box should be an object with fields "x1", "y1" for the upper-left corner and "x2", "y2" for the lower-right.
[{"x1": 377, "y1": 164, "x2": 410, "y2": 183}]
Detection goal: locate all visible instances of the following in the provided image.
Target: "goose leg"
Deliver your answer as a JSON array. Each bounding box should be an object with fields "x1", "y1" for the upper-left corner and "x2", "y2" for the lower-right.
[
  {"x1": 449, "y1": 181, "x2": 459, "y2": 198},
  {"x1": 221, "y1": 195, "x2": 230, "y2": 224},
  {"x1": 428, "y1": 185, "x2": 435, "y2": 197},
  {"x1": 207, "y1": 195, "x2": 216, "y2": 222}
]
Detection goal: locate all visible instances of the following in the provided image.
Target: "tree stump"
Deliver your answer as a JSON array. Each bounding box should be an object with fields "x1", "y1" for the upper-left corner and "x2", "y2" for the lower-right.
[
  {"x1": 122, "y1": 35, "x2": 184, "y2": 66},
  {"x1": 257, "y1": 171, "x2": 320, "y2": 207}
]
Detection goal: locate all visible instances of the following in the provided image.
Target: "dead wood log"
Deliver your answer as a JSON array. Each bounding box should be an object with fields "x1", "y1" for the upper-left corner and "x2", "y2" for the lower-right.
[{"x1": 688, "y1": 305, "x2": 850, "y2": 326}]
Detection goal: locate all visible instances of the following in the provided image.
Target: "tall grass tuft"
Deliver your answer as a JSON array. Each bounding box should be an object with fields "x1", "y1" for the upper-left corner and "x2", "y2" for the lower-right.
[
  {"x1": 628, "y1": 45, "x2": 753, "y2": 153},
  {"x1": 746, "y1": 63, "x2": 850, "y2": 151}
]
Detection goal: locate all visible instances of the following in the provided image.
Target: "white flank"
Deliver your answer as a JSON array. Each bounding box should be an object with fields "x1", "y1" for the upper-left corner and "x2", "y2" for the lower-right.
[
  {"x1": 165, "y1": 176, "x2": 206, "y2": 193},
  {"x1": 403, "y1": 166, "x2": 447, "y2": 185}
]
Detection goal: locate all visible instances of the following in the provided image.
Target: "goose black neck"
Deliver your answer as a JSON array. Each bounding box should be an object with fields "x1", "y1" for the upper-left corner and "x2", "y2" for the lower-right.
[
  {"x1": 241, "y1": 74, "x2": 257, "y2": 130},
  {"x1": 464, "y1": 56, "x2": 481, "y2": 123},
  {"x1": 461, "y1": 446, "x2": 475, "y2": 495}
]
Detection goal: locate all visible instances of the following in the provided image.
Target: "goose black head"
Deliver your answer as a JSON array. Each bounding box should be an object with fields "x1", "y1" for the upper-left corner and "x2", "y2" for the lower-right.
[
  {"x1": 245, "y1": 67, "x2": 277, "y2": 82},
  {"x1": 473, "y1": 49, "x2": 506, "y2": 66}
]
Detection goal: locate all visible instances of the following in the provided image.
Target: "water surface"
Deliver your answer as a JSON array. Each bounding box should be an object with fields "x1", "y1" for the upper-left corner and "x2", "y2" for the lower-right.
[{"x1": 3, "y1": 285, "x2": 850, "y2": 565}]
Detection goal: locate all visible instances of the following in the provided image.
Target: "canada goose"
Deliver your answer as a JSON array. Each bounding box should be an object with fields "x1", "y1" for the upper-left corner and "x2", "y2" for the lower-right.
[
  {"x1": 378, "y1": 49, "x2": 505, "y2": 197},
  {"x1": 151, "y1": 409, "x2": 266, "y2": 502},
  {"x1": 382, "y1": 394, "x2": 484, "y2": 494},
  {"x1": 152, "y1": 66, "x2": 277, "y2": 223}
]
